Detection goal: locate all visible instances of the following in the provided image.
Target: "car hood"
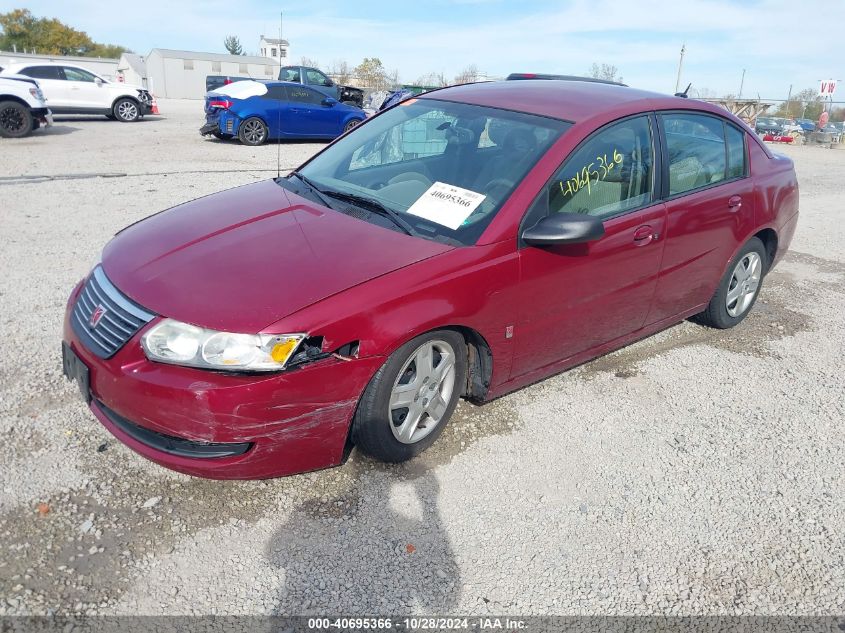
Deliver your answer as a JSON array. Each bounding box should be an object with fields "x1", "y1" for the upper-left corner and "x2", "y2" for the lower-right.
[{"x1": 102, "y1": 180, "x2": 452, "y2": 333}]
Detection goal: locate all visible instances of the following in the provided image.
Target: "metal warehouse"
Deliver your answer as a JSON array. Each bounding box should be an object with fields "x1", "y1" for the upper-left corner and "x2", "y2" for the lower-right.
[{"x1": 143, "y1": 49, "x2": 280, "y2": 99}]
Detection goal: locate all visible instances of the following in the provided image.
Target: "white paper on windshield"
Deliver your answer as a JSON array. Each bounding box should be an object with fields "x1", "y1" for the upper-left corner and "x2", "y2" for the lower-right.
[
  {"x1": 211, "y1": 81, "x2": 267, "y2": 99},
  {"x1": 406, "y1": 182, "x2": 486, "y2": 230}
]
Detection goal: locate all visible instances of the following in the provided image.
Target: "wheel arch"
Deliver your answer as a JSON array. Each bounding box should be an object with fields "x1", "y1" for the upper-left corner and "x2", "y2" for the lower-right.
[
  {"x1": 374, "y1": 323, "x2": 494, "y2": 403},
  {"x1": 111, "y1": 94, "x2": 141, "y2": 111},
  {"x1": 753, "y1": 227, "x2": 778, "y2": 271},
  {"x1": 0, "y1": 95, "x2": 32, "y2": 109}
]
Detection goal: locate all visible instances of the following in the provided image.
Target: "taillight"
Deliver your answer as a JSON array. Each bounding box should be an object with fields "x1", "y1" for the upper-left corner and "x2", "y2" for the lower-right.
[{"x1": 209, "y1": 100, "x2": 232, "y2": 109}]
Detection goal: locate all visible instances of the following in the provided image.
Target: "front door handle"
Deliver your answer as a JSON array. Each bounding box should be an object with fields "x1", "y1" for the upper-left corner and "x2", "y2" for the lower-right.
[
  {"x1": 633, "y1": 225, "x2": 658, "y2": 245},
  {"x1": 728, "y1": 195, "x2": 742, "y2": 211}
]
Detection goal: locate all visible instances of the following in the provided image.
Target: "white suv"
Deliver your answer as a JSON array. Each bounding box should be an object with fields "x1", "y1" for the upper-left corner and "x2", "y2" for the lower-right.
[
  {"x1": 0, "y1": 74, "x2": 52, "y2": 137},
  {"x1": 0, "y1": 62, "x2": 156, "y2": 122}
]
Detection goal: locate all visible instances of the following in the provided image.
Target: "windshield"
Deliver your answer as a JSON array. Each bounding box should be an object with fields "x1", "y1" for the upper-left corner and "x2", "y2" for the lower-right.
[{"x1": 292, "y1": 98, "x2": 570, "y2": 245}]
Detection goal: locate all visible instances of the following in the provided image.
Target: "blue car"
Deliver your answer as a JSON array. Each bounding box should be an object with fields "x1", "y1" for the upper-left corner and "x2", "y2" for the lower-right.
[{"x1": 200, "y1": 80, "x2": 366, "y2": 146}]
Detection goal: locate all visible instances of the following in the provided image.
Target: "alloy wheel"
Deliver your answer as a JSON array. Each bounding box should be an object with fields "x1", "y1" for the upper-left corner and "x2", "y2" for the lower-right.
[
  {"x1": 117, "y1": 101, "x2": 138, "y2": 121},
  {"x1": 242, "y1": 120, "x2": 266, "y2": 144},
  {"x1": 0, "y1": 105, "x2": 24, "y2": 133},
  {"x1": 726, "y1": 252, "x2": 762, "y2": 317},
  {"x1": 388, "y1": 339, "x2": 457, "y2": 444}
]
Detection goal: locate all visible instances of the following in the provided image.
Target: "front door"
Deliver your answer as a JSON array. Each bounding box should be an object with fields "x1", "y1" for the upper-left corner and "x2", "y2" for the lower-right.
[
  {"x1": 60, "y1": 66, "x2": 106, "y2": 110},
  {"x1": 511, "y1": 114, "x2": 667, "y2": 378},
  {"x1": 286, "y1": 85, "x2": 335, "y2": 136}
]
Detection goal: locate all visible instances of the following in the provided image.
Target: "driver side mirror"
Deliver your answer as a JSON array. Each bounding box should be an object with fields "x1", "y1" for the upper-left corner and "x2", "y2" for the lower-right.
[
  {"x1": 321, "y1": 97, "x2": 338, "y2": 107},
  {"x1": 522, "y1": 212, "x2": 605, "y2": 246},
  {"x1": 95, "y1": 77, "x2": 104, "y2": 86}
]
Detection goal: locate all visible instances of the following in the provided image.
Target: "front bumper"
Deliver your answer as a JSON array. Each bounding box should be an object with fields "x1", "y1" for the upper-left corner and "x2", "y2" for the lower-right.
[{"x1": 63, "y1": 279, "x2": 383, "y2": 479}]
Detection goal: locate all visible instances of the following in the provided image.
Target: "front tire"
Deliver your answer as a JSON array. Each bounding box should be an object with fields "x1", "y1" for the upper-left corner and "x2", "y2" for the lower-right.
[
  {"x1": 0, "y1": 101, "x2": 34, "y2": 138},
  {"x1": 113, "y1": 98, "x2": 140, "y2": 122},
  {"x1": 238, "y1": 117, "x2": 268, "y2": 145},
  {"x1": 343, "y1": 119, "x2": 361, "y2": 133},
  {"x1": 695, "y1": 237, "x2": 767, "y2": 329},
  {"x1": 352, "y1": 330, "x2": 467, "y2": 463}
]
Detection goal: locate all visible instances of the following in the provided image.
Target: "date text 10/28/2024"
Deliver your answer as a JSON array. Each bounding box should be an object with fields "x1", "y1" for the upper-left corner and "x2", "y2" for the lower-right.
[{"x1": 307, "y1": 617, "x2": 528, "y2": 630}]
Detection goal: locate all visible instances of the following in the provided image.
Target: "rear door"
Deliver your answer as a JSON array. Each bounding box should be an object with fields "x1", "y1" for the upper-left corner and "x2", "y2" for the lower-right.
[
  {"x1": 511, "y1": 114, "x2": 667, "y2": 378},
  {"x1": 645, "y1": 112, "x2": 755, "y2": 324},
  {"x1": 259, "y1": 84, "x2": 291, "y2": 137},
  {"x1": 18, "y1": 65, "x2": 68, "y2": 108}
]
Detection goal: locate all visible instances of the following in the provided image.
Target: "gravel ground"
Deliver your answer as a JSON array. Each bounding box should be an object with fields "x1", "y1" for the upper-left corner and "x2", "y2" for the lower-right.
[{"x1": 0, "y1": 100, "x2": 843, "y2": 616}]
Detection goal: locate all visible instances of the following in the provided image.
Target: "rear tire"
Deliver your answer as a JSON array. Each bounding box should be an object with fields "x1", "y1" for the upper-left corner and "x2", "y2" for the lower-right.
[
  {"x1": 113, "y1": 98, "x2": 140, "y2": 122},
  {"x1": 352, "y1": 330, "x2": 467, "y2": 463},
  {"x1": 238, "y1": 117, "x2": 268, "y2": 145},
  {"x1": 0, "y1": 100, "x2": 34, "y2": 138},
  {"x1": 695, "y1": 237, "x2": 767, "y2": 329}
]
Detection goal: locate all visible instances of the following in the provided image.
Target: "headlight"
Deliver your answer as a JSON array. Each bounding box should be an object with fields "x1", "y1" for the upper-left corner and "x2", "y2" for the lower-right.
[{"x1": 141, "y1": 318, "x2": 305, "y2": 372}]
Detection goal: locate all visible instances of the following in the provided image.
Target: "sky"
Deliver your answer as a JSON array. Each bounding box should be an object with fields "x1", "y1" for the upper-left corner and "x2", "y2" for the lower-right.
[{"x1": 2, "y1": 0, "x2": 841, "y2": 99}]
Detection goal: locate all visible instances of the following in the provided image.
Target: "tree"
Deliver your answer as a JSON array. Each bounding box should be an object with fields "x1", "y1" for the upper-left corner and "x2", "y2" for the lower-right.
[
  {"x1": 327, "y1": 60, "x2": 351, "y2": 83},
  {"x1": 453, "y1": 64, "x2": 479, "y2": 85},
  {"x1": 300, "y1": 56, "x2": 320, "y2": 68},
  {"x1": 415, "y1": 71, "x2": 448, "y2": 88},
  {"x1": 0, "y1": 9, "x2": 127, "y2": 56},
  {"x1": 589, "y1": 63, "x2": 623, "y2": 83},
  {"x1": 354, "y1": 57, "x2": 390, "y2": 90},
  {"x1": 223, "y1": 35, "x2": 243, "y2": 55},
  {"x1": 773, "y1": 88, "x2": 823, "y2": 120},
  {"x1": 0, "y1": 8, "x2": 127, "y2": 56}
]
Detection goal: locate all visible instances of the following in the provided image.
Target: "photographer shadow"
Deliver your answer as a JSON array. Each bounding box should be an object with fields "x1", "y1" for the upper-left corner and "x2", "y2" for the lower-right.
[{"x1": 264, "y1": 458, "x2": 461, "y2": 614}]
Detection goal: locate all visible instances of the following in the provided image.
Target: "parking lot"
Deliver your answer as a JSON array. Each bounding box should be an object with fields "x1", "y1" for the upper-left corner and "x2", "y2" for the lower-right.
[{"x1": 1, "y1": 100, "x2": 843, "y2": 615}]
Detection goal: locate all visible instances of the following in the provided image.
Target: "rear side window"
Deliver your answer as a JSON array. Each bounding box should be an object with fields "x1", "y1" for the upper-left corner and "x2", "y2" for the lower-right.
[
  {"x1": 725, "y1": 124, "x2": 747, "y2": 179},
  {"x1": 661, "y1": 113, "x2": 727, "y2": 195},
  {"x1": 20, "y1": 66, "x2": 63, "y2": 80},
  {"x1": 263, "y1": 85, "x2": 288, "y2": 101},
  {"x1": 548, "y1": 115, "x2": 654, "y2": 220}
]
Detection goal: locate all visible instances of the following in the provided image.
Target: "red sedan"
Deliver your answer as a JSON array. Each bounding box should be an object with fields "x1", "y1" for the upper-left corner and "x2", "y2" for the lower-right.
[{"x1": 62, "y1": 80, "x2": 799, "y2": 479}]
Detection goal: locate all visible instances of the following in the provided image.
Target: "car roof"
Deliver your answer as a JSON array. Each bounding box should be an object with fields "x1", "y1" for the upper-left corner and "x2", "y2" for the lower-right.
[{"x1": 420, "y1": 79, "x2": 728, "y2": 124}]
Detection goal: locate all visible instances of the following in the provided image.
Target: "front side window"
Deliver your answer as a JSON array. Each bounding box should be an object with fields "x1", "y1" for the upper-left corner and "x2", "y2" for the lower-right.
[
  {"x1": 63, "y1": 67, "x2": 98, "y2": 82},
  {"x1": 662, "y1": 113, "x2": 727, "y2": 195},
  {"x1": 306, "y1": 69, "x2": 332, "y2": 86},
  {"x1": 21, "y1": 66, "x2": 63, "y2": 80},
  {"x1": 288, "y1": 86, "x2": 323, "y2": 105},
  {"x1": 548, "y1": 115, "x2": 654, "y2": 220},
  {"x1": 295, "y1": 99, "x2": 570, "y2": 245}
]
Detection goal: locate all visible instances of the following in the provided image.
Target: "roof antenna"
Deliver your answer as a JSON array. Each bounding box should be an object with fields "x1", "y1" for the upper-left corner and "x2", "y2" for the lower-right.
[
  {"x1": 675, "y1": 82, "x2": 692, "y2": 98},
  {"x1": 276, "y1": 11, "x2": 283, "y2": 179}
]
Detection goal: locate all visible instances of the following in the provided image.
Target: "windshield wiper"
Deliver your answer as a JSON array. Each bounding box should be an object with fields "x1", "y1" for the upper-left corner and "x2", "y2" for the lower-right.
[
  {"x1": 287, "y1": 172, "x2": 335, "y2": 210},
  {"x1": 319, "y1": 190, "x2": 420, "y2": 238}
]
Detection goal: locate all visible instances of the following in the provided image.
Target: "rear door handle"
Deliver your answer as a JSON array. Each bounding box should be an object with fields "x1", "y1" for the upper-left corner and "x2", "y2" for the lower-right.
[
  {"x1": 633, "y1": 225, "x2": 658, "y2": 245},
  {"x1": 728, "y1": 195, "x2": 742, "y2": 211}
]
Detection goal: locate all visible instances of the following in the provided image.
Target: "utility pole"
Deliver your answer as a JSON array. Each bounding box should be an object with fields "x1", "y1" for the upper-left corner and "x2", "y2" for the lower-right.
[
  {"x1": 738, "y1": 69, "x2": 746, "y2": 99},
  {"x1": 786, "y1": 84, "x2": 792, "y2": 118},
  {"x1": 674, "y1": 43, "x2": 686, "y2": 93}
]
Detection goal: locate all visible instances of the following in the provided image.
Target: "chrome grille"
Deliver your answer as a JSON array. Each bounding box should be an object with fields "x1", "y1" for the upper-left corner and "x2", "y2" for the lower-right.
[{"x1": 71, "y1": 266, "x2": 155, "y2": 359}]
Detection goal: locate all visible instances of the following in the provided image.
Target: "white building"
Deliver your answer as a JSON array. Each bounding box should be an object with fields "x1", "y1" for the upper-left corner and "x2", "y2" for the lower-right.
[
  {"x1": 0, "y1": 50, "x2": 119, "y2": 80},
  {"x1": 143, "y1": 49, "x2": 280, "y2": 99},
  {"x1": 117, "y1": 53, "x2": 147, "y2": 87},
  {"x1": 258, "y1": 36, "x2": 290, "y2": 64}
]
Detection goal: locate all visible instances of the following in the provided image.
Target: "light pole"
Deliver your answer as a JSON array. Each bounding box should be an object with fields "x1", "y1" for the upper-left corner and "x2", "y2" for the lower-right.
[
  {"x1": 738, "y1": 69, "x2": 746, "y2": 99},
  {"x1": 674, "y1": 44, "x2": 686, "y2": 94}
]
